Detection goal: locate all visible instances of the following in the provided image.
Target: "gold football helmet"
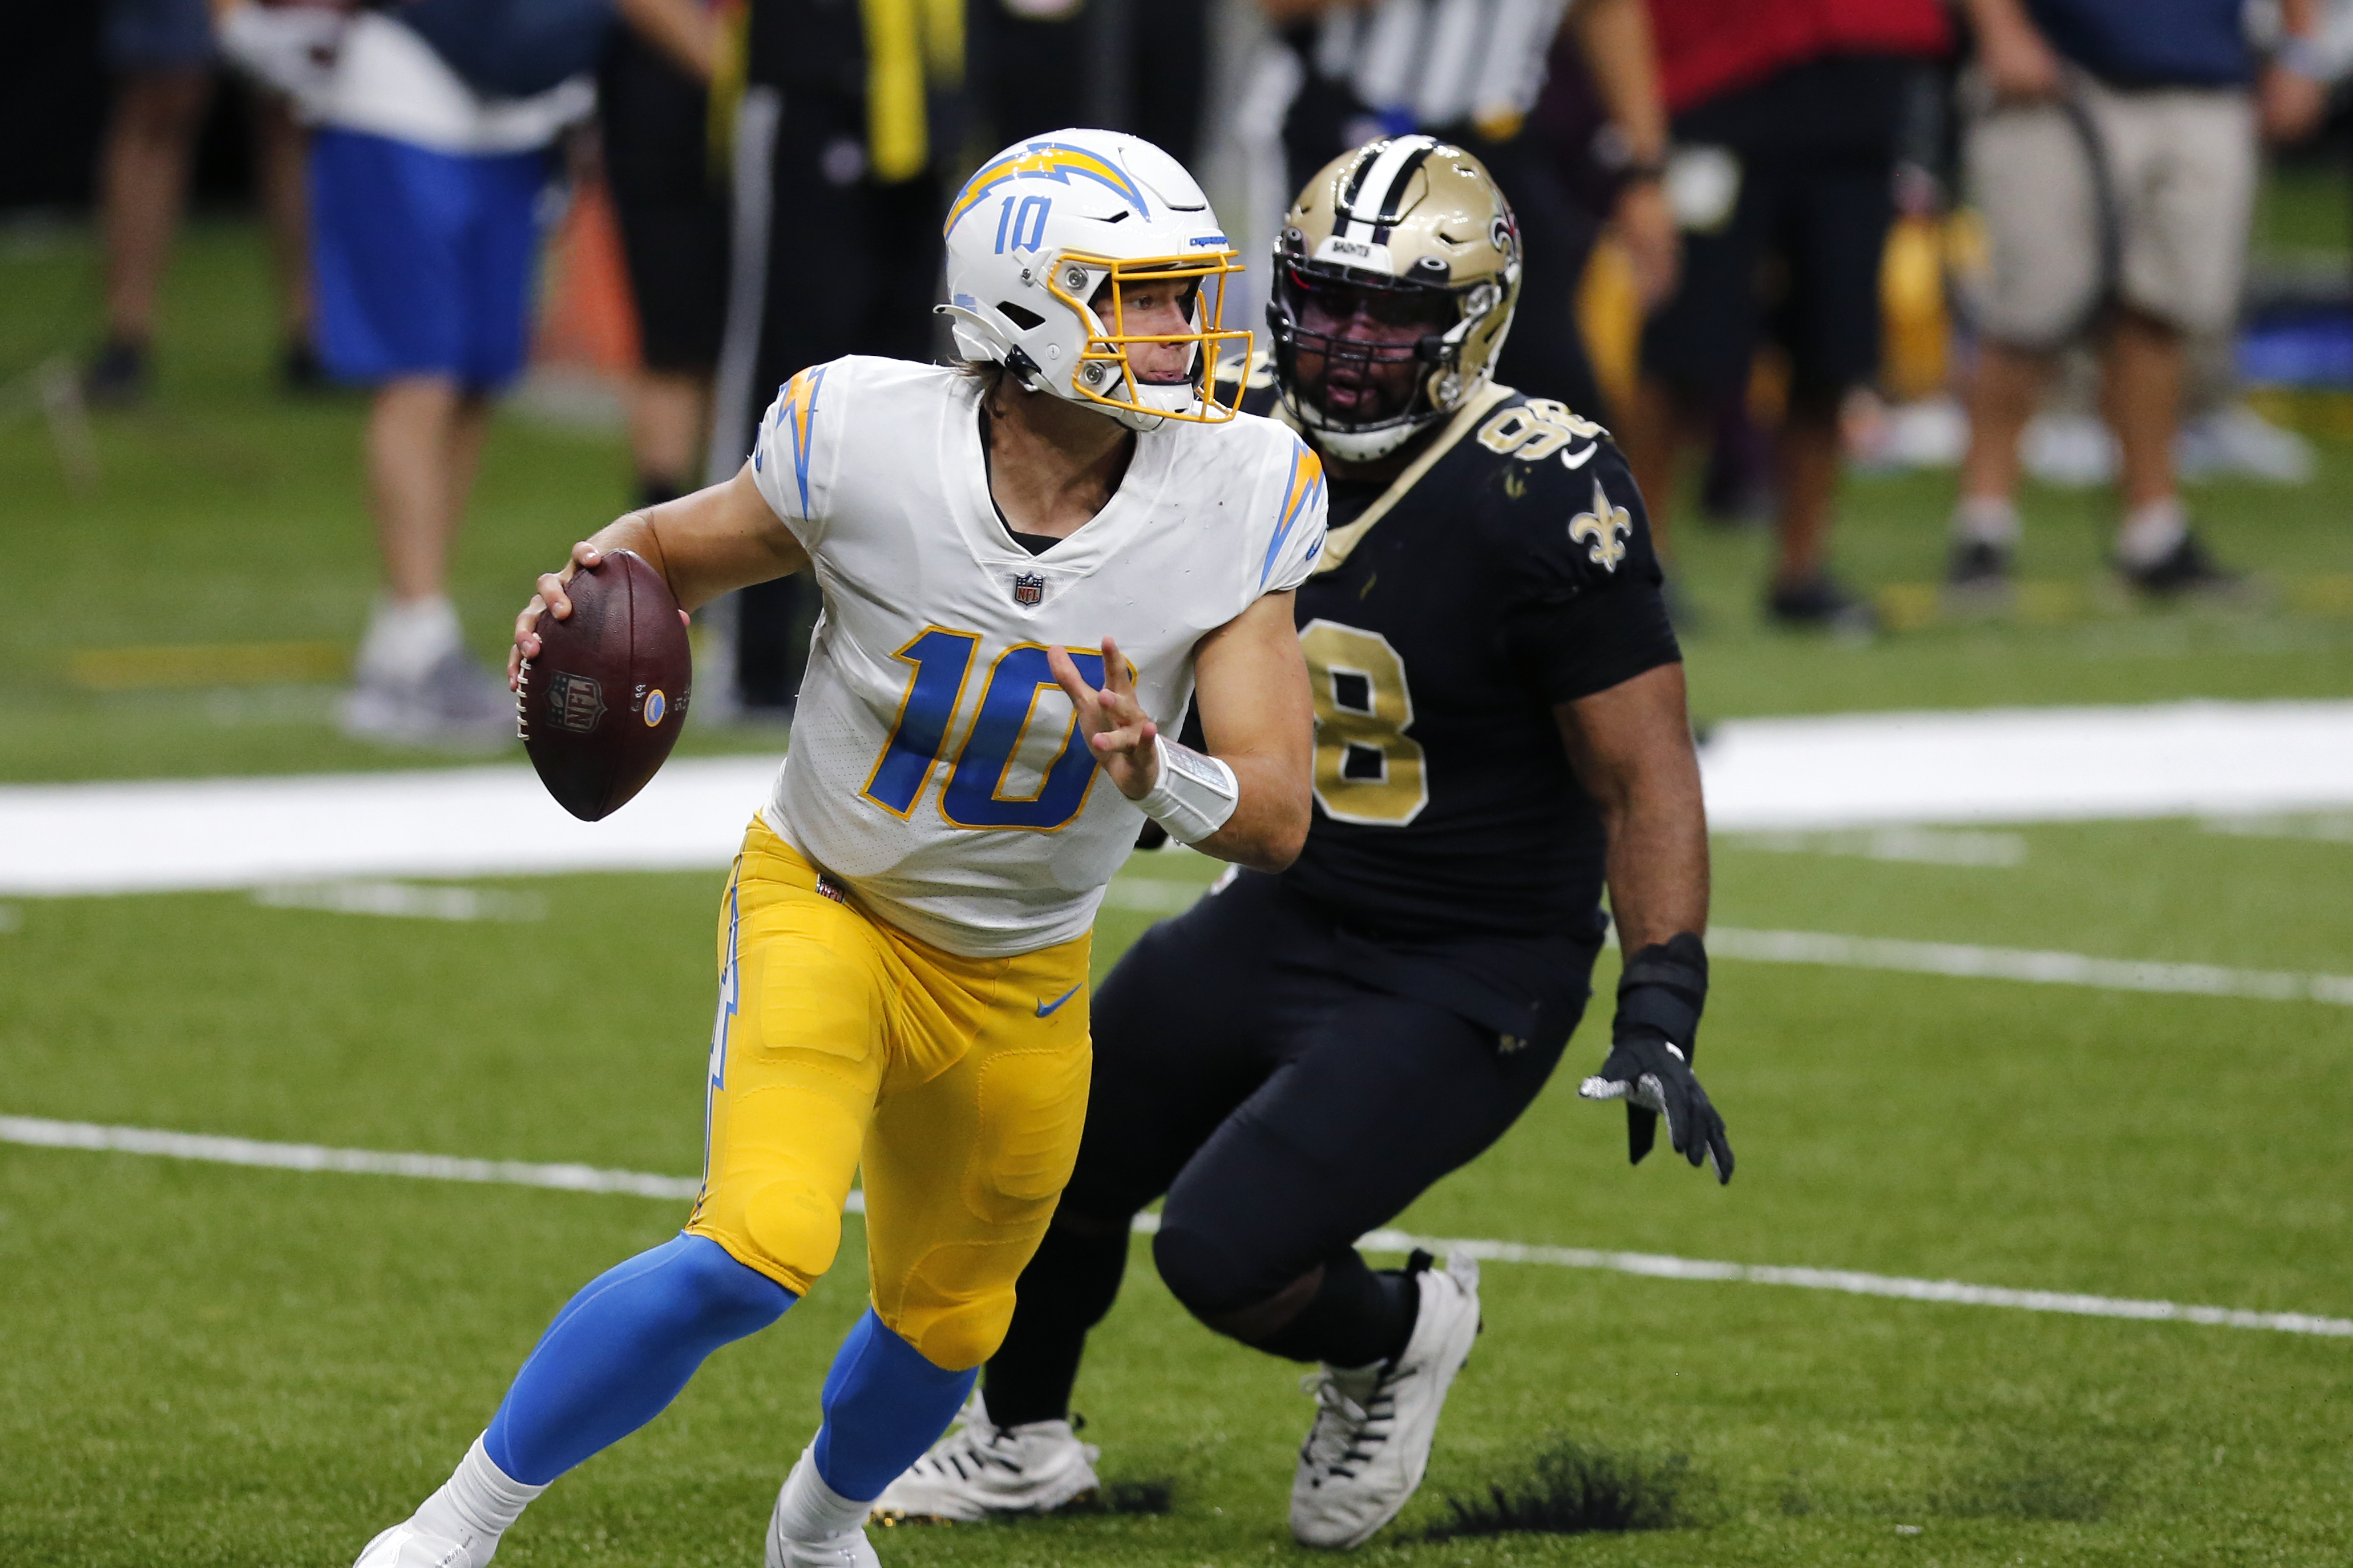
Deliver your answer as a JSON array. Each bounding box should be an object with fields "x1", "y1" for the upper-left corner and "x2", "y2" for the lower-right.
[{"x1": 1268, "y1": 135, "x2": 1522, "y2": 461}]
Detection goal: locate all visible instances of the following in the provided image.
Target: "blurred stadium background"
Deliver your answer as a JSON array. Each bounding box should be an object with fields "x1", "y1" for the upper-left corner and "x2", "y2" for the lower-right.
[{"x1": 3, "y1": 1, "x2": 2350, "y2": 1564}]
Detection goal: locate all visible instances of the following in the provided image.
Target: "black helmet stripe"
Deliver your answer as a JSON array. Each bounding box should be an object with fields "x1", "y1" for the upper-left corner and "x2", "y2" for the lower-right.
[{"x1": 1335, "y1": 135, "x2": 1441, "y2": 243}]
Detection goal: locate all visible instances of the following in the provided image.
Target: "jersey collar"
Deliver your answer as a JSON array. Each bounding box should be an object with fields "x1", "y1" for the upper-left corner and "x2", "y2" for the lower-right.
[{"x1": 1289, "y1": 381, "x2": 1516, "y2": 575}]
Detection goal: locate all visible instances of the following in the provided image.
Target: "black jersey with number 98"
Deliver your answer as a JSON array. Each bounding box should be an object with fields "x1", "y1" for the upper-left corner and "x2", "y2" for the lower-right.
[{"x1": 1248, "y1": 383, "x2": 1681, "y2": 943}]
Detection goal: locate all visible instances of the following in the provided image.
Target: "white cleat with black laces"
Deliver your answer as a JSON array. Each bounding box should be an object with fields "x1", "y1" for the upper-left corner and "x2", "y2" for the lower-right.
[
  {"x1": 868, "y1": 1393, "x2": 1102, "y2": 1522},
  {"x1": 1290, "y1": 1252, "x2": 1481, "y2": 1549}
]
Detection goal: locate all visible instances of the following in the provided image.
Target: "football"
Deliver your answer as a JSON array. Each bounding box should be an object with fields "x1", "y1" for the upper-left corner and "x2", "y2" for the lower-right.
[{"x1": 518, "y1": 549, "x2": 692, "y2": 821}]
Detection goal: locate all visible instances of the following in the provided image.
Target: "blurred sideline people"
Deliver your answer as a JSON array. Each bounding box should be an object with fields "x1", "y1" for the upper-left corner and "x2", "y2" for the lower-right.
[
  {"x1": 1264, "y1": 0, "x2": 1679, "y2": 418},
  {"x1": 710, "y1": 0, "x2": 965, "y2": 713},
  {"x1": 599, "y1": 2, "x2": 727, "y2": 513},
  {"x1": 971, "y1": 0, "x2": 1210, "y2": 165},
  {"x1": 217, "y1": 0, "x2": 708, "y2": 746},
  {"x1": 1618, "y1": 0, "x2": 1950, "y2": 632},
  {"x1": 88, "y1": 0, "x2": 316, "y2": 405},
  {"x1": 1949, "y1": 0, "x2": 2326, "y2": 596}
]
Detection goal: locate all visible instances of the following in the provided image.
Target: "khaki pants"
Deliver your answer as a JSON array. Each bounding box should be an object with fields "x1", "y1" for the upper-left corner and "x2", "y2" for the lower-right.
[{"x1": 1965, "y1": 72, "x2": 2255, "y2": 347}]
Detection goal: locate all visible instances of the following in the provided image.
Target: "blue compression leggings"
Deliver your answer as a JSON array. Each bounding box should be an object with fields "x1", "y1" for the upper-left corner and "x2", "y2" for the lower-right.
[
  {"x1": 480, "y1": 1235, "x2": 976, "y2": 1500},
  {"x1": 812, "y1": 1308, "x2": 979, "y2": 1500},
  {"x1": 485, "y1": 1234, "x2": 793, "y2": 1484}
]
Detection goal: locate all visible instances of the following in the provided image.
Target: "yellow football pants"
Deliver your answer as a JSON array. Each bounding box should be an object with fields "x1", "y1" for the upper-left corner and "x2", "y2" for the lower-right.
[{"x1": 684, "y1": 817, "x2": 1092, "y2": 1370}]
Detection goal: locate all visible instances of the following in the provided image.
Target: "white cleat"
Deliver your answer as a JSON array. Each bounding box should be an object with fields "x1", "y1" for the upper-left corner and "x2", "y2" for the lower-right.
[
  {"x1": 353, "y1": 1522, "x2": 485, "y2": 1568},
  {"x1": 767, "y1": 1448, "x2": 882, "y2": 1568},
  {"x1": 1289, "y1": 1253, "x2": 1481, "y2": 1549},
  {"x1": 765, "y1": 1498, "x2": 880, "y2": 1568},
  {"x1": 870, "y1": 1393, "x2": 1102, "y2": 1522}
]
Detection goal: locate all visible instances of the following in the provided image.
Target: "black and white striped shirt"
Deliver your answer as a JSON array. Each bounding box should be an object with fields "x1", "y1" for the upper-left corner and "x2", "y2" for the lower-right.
[{"x1": 1308, "y1": 0, "x2": 1571, "y2": 135}]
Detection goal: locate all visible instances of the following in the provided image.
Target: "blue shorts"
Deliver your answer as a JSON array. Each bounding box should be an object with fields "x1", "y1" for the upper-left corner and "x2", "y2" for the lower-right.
[
  {"x1": 309, "y1": 129, "x2": 551, "y2": 391},
  {"x1": 104, "y1": 0, "x2": 215, "y2": 71}
]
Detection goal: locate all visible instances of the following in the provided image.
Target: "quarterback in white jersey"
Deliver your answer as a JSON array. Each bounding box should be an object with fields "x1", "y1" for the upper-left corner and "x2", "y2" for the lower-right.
[
  {"x1": 749, "y1": 352, "x2": 1324, "y2": 954},
  {"x1": 351, "y1": 129, "x2": 1323, "y2": 1568}
]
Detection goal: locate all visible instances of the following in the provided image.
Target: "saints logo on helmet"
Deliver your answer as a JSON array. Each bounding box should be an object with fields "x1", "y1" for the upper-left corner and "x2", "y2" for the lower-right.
[
  {"x1": 1266, "y1": 135, "x2": 1523, "y2": 462},
  {"x1": 937, "y1": 129, "x2": 1250, "y2": 431}
]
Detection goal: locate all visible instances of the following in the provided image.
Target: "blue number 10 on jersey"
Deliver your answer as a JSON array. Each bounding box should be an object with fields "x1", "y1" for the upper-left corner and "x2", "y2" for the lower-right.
[{"x1": 863, "y1": 628, "x2": 1109, "y2": 831}]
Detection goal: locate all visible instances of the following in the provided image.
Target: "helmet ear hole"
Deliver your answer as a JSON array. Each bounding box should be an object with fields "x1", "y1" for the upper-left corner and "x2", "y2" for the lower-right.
[{"x1": 998, "y1": 301, "x2": 1045, "y2": 331}]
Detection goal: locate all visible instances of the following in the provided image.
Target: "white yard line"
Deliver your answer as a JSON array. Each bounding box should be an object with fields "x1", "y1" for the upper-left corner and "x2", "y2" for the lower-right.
[
  {"x1": 1103, "y1": 887, "x2": 2353, "y2": 1008},
  {"x1": 252, "y1": 881, "x2": 548, "y2": 922},
  {"x1": 5, "y1": 1114, "x2": 2346, "y2": 1340},
  {"x1": 8, "y1": 700, "x2": 2353, "y2": 895},
  {"x1": 1708, "y1": 928, "x2": 2353, "y2": 1006},
  {"x1": 1722, "y1": 828, "x2": 2029, "y2": 866}
]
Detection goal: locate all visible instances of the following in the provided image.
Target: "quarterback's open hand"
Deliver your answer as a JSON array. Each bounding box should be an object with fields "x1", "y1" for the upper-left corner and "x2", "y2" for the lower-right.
[
  {"x1": 1050, "y1": 636, "x2": 1159, "y2": 800},
  {"x1": 1578, "y1": 1035, "x2": 1733, "y2": 1183}
]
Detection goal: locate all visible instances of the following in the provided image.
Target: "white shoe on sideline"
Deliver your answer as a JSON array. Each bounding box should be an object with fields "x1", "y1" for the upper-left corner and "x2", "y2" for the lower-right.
[
  {"x1": 870, "y1": 1393, "x2": 1102, "y2": 1522},
  {"x1": 1289, "y1": 1253, "x2": 1481, "y2": 1549},
  {"x1": 353, "y1": 1522, "x2": 483, "y2": 1568},
  {"x1": 340, "y1": 650, "x2": 514, "y2": 750}
]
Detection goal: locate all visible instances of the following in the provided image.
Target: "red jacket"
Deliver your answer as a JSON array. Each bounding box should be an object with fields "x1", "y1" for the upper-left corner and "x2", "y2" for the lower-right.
[{"x1": 1648, "y1": 0, "x2": 1953, "y2": 114}]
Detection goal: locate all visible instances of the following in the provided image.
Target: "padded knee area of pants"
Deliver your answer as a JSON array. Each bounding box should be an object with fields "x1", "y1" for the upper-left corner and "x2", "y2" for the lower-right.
[
  {"x1": 739, "y1": 1180, "x2": 845, "y2": 1286},
  {"x1": 1152, "y1": 1218, "x2": 1269, "y2": 1320},
  {"x1": 892, "y1": 1288, "x2": 1014, "y2": 1372}
]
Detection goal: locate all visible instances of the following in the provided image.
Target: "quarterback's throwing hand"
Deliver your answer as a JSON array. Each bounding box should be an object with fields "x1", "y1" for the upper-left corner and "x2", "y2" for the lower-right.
[
  {"x1": 510, "y1": 541, "x2": 603, "y2": 689},
  {"x1": 1050, "y1": 637, "x2": 1159, "y2": 800},
  {"x1": 1578, "y1": 1035, "x2": 1733, "y2": 1184}
]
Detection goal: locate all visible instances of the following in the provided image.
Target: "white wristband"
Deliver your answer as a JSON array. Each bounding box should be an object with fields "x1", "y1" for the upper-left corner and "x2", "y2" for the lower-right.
[{"x1": 1135, "y1": 734, "x2": 1239, "y2": 845}]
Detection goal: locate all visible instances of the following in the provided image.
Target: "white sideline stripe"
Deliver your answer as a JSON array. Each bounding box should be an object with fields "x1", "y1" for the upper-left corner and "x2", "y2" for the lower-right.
[
  {"x1": 8, "y1": 700, "x2": 2353, "y2": 895},
  {"x1": 1697, "y1": 699, "x2": 2353, "y2": 831},
  {"x1": 5, "y1": 1115, "x2": 2347, "y2": 1340},
  {"x1": 1709, "y1": 928, "x2": 2353, "y2": 1006}
]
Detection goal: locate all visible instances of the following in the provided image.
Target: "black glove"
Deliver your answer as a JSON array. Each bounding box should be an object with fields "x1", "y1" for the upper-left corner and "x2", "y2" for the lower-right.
[
  {"x1": 1578, "y1": 934, "x2": 1733, "y2": 1183},
  {"x1": 1578, "y1": 1032, "x2": 1733, "y2": 1182}
]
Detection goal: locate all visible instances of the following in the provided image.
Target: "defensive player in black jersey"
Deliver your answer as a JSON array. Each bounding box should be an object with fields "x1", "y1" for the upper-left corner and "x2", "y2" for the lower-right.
[{"x1": 874, "y1": 133, "x2": 1731, "y2": 1549}]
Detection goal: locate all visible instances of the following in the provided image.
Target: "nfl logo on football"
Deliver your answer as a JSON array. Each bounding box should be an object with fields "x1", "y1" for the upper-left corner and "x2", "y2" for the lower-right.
[
  {"x1": 548, "y1": 670, "x2": 606, "y2": 735},
  {"x1": 1012, "y1": 572, "x2": 1046, "y2": 607}
]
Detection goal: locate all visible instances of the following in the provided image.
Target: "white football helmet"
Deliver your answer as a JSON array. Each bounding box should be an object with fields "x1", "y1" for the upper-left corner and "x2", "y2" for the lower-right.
[{"x1": 939, "y1": 128, "x2": 1249, "y2": 431}]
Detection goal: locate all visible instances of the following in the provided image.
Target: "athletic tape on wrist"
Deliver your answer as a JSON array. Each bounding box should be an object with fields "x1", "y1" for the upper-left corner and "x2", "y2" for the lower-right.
[
  {"x1": 1612, "y1": 933, "x2": 1709, "y2": 1050},
  {"x1": 1135, "y1": 734, "x2": 1239, "y2": 845}
]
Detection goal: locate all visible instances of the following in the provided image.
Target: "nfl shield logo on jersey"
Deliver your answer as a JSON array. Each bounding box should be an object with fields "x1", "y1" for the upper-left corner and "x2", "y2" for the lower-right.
[{"x1": 1012, "y1": 572, "x2": 1046, "y2": 607}]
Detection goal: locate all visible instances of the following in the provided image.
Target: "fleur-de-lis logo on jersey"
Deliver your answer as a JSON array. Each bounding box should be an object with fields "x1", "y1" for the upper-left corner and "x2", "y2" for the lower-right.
[{"x1": 1568, "y1": 478, "x2": 1632, "y2": 572}]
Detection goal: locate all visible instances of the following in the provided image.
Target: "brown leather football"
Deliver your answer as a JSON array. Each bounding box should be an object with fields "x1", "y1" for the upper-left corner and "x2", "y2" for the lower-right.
[{"x1": 518, "y1": 549, "x2": 692, "y2": 821}]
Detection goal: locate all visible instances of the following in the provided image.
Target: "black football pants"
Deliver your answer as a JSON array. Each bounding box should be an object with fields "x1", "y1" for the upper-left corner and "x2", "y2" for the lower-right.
[{"x1": 983, "y1": 871, "x2": 1600, "y2": 1426}]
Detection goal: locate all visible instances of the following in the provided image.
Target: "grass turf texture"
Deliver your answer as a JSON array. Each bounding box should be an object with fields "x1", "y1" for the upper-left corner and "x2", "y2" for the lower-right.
[
  {"x1": 5, "y1": 823, "x2": 2350, "y2": 1566},
  {"x1": 5, "y1": 222, "x2": 2353, "y2": 785},
  {"x1": 5, "y1": 211, "x2": 2353, "y2": 1563}
]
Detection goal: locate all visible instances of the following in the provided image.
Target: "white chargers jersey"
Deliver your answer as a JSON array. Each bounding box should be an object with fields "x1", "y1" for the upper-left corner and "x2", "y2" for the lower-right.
[{"x1": 747, "y1": 357, "x2": 1327, "y2": 957}]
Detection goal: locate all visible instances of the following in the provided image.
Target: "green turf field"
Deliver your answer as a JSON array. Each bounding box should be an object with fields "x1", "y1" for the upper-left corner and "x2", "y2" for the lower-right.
[
  {"x1": 4, "y1": 221, "x2": 2353, "y2": 1566},
  {"x1": 5, "y1": 827, "x2": 2351, "y2": 1567}
]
